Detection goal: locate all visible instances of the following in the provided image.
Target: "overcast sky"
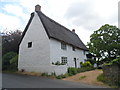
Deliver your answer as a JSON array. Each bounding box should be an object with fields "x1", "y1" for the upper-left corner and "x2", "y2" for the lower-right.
[{"x1": 0, "y1": 0, "x2": 119, "y2": 45}]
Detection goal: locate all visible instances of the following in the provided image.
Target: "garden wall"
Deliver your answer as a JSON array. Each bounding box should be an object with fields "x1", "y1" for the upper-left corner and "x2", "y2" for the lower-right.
[{"x1": 102, "y1": 64, "x2": 120, "y2": 85}]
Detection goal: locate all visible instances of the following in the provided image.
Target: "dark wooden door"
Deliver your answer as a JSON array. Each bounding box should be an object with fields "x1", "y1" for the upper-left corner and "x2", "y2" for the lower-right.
[{"x1": 74, "y1": 58, "x2": 77, "y2": 68}]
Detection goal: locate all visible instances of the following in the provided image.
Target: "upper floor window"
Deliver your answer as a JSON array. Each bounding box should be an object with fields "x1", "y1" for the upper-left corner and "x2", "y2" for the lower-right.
[
  {"x1": 83, "y1": 50, "x2": 86, "y2": 55},
  {"x1": 28, "y1": 42, "x2": 32, "y2": 48},
  {"x1": 61, "y1": 42, "x2": 67, "y2": 50},
  {"x1": 72, "y1": 46, "x2": 75, "y2": 51},
  {"x1": 61, "y1": 57, "x2": 67, "y2": 64}
]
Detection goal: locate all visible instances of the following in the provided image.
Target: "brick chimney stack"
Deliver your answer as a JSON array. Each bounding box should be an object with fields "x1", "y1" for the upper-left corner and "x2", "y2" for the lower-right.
[{"x1": 35, "y1": 4, "x2": 41, "y2": 12}]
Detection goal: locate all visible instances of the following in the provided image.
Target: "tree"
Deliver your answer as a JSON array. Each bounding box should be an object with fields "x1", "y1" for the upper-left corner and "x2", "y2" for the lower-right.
[
  {"x1": 2, "y1": 52, "x2": 17, "y2": 70},
  {"x1": 10, "y1": 55, "x2": 18, "y2": 71},
  {"x1": 87, "y1": 24, "x2": 120, "y2": 63},
  {"x1": 2, "y1": 30, "x2": 22, "y2": 55}
]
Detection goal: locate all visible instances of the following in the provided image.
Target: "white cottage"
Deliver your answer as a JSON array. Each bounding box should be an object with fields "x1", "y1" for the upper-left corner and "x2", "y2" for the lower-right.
[{"x1": 18, "y1": 5, "x2": 88, "y2": 75}]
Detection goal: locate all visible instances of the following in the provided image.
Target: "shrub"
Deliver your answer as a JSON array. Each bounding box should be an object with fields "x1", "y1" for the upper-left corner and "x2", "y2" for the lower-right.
[
  {"x1": 87, "y1": 58, "x2": 96, "y2": 65},
  {"x1": 77, "y1": 66, "x2": 95, "y2": 73},
  {"x1": 52, "y1": 61, "x2": 66, "y2": 65},
  {"x1": 55, "y1": 61, "x2": 61, "y2": 65},
  {"x1": 10, "y1": 55, "x2": 18, "y2": 71},
  {"x1": 2, "y1": 52, "x2": 17, "y2": 70},
  {"x1": 41, "y1": 73, "x2": 49, "y2": 76},
  {"x1": 81, "y1": 61, "x2": 92, "y2": 67},
  {"x1": 51, "y1": 72, "x2": 56, "y2": 76},
  {"x1": 68, "y1": 67, "x2": 77, "y2": 76},
  {"x1": 56, "y1": 74, "x2": 69, "y2": 79},
  {"x1": 56, "y1": 75, "x2": 63, "y2": 79}
]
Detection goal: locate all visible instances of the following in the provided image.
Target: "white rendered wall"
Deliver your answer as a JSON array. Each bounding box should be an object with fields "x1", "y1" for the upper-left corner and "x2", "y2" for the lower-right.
[
  {"x1": 18, "y1": 12, "x2": 50, "y2": 72},
  {"x1": 18, "y1": 12, "x2": 88, "y2": 75},
  {"x1": 50, "y1": 38, "x2": 88, "y2": 68}
]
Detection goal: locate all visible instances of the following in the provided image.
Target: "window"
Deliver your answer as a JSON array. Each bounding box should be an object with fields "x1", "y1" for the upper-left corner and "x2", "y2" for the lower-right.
[
  {"x1": 72, "y1": 46, "x2": 75, "y2": 51},
  {"x1": 61, "y1": 57, "x2": 67, "y2": 64},
  {"x1": 28, "y1": 42, "x2": 32, "y2": 48},
  {"x1": 61, "y1": 42, "x2": 67, "y2": 50},
  {"x1": 83, "y1": 50, "x2": 86, "y2": 55}
]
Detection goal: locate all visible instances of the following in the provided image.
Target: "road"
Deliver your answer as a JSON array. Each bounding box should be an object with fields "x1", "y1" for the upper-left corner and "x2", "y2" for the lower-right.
[{"x1": 2, "y1": 73, "x2": 107, "y2": 88}]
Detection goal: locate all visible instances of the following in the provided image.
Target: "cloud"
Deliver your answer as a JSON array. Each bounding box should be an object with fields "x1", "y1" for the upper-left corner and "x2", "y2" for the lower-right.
[
  {"x1": 0, "y1": 0, "x2": 119, "y2": 44},
  {"x1": 3, "y1": 4, "x2": 29, "y2": 22},
  {"x1": 64, "y1": 0, "x2": 118, "y2": 31},
  {"x1": 3, "y1": 4, "x2": 24, "y2": 17},
  {"x1": 0, "y1": 13, "x2": 21, "y2": 32}
]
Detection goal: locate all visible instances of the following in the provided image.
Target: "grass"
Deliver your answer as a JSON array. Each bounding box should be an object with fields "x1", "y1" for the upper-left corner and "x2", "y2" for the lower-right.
[
  {"x1": 17, "y1": 71, "x2": 42, "y2": 76},
  {"x1": 79, "y1": 75, "x2": 87, "y2": 80},
  {"x1": 2, "y1": 70, "x2": 18, "y2": 73}
]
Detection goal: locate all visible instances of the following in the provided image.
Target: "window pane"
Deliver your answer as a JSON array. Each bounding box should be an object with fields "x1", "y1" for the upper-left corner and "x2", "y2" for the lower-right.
[
  {"x1": 61, "y1": 57, "x2": 67, "y2": 64},
  {"x1": 72, "y1": 46, "x2": 75, "y2": 51},
  {"x1": 61, "y1": 42, "x2": 67, "y2": 50},
  {"x1": 28, "y1": 42, "x2": 32, "y2": 48}
]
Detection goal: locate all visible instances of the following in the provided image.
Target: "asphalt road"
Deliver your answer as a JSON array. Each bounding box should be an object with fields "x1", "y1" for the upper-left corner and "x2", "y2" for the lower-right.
[{"x1": 2, "y1": 73, "x2": 107, "y2": 88}]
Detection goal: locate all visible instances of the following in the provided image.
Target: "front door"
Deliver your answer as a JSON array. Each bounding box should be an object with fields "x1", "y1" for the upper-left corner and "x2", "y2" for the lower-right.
[{"x1": 74, "y1": 58, "x2": 77, "y2": 68}]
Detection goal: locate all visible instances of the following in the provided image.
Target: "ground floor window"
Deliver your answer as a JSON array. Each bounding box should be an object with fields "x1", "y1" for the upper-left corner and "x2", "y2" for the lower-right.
[{"x1": 61, "y1": 57, "x2": 67, "y2": 64}]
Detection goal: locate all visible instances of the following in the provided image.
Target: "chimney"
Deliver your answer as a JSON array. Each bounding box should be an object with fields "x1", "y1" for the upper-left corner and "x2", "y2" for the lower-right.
[
  {"x1": 72, "y1": 29, "x2": 75, "y2": 33},
  {"x1": 35, "y1": 4, "x2": 41, "y2": 12}
]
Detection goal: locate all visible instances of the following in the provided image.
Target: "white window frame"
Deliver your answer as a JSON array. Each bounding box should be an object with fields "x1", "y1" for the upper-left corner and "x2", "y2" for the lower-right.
[
  {"x1": 61, "y1": 57, "x2": 67, "y2": 64},
  {"x1": 61, "y1": 42, "x2": 67, "y2": 50}
]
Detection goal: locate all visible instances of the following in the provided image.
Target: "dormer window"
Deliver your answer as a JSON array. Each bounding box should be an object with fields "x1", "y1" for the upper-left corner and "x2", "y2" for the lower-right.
[
  {"x1": 61, "y1": 42, "x2": 67, "y2": 50},
  {"x1": 28, "y1": 42, "x2": 32, "y2": 48}
]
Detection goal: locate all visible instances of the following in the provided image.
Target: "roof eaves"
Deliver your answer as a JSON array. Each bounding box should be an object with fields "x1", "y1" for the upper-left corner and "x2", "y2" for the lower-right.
[
  {"x1": 50, "y1": 37, "x2": 88, "y2": 51},
  {"x1": 19, "y1": 12, "x2": 34, "y2": 45}
]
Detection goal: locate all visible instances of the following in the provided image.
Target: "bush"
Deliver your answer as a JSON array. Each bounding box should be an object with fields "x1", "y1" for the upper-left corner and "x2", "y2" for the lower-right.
[
  {"x1": 41, "y1": 73, "x2": 49, "y2": 76},
  {"x1": 81, "y1": 61, "x2": 92, "y2": 67},
  {"x1": 68, "y1": 67, "x2": 77, "y2": 76},
  {"x1": 52, "y1": 61, "x2": 66, "y2": 65},
  {"x1": 55, "y1": 61, "x2": 61, "y2": 65},
  {"x1": 77, "y1": 66, "x2": 95, "y2": 73},
  {"x1": 10, "y1": 55, "x2": 18, "y2": 71},
  {"x1": 2, "y1": 52, "x2": 17, "y2": 70},
  {"x1": 56, "y1": 75, "x2": 63, "y2": 79},
  {"x1": 87, "y1": 58, "x2": 96, "y2": 65},
  {"x1": 56, "y1": 74, "x2": 69, "y2": 79}
]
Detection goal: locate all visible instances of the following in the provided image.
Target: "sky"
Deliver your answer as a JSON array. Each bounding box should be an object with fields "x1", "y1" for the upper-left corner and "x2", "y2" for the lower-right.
[{"x1": 0, "y1": 0, "x2": 119, "y2": 45}]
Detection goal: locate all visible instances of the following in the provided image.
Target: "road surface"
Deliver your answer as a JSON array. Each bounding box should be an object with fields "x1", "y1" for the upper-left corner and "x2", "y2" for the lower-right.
[{"x1": 2, "y1": 73, "x2": 107, "y2": 88}]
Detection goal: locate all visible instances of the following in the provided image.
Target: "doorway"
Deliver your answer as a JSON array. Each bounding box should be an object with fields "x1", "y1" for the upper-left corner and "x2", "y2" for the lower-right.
[{"x1": 74, "y1": 58, "x2": 77, "y2": 68}]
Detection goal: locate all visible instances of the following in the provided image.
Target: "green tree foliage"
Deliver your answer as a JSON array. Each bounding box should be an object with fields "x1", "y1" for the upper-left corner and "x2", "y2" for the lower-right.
[
  {"x1": 103, "y1": 57, "x2": 120, "y2": 66},
  {"x1": 2, "y1": 52, "x2": 17, "y2": 70},
  {"x1": 87, "y1": 24, "x2": 120, "y2": 63},
  {"x1": 10, "y1": 55, "x2": 18, "y2": 70},
  {"x1": 2, "y1": 30, "x2": 22, "y2": 55}
]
